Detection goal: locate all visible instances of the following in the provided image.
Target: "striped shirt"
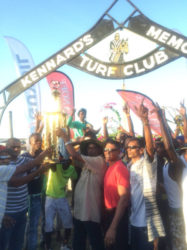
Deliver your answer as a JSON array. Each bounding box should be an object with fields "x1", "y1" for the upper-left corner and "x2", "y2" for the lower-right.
[
  {"x1": 21, "y1": 151, "x2": 43, "y2": 195},
  {"x1": 128, "y1": 151, "x2": 165, "y2": 241},
  {"x1": 5, "y1": 156, "x2": 30, "y2": 213},
  {"x1": 0, "y1": 164, "x2": 15, "y2": 227}
]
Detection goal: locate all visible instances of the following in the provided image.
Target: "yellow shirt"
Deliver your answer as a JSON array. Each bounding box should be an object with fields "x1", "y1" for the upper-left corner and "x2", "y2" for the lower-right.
[{"x1": 46, "y1": 164, "x2": 77, "y2": 198}]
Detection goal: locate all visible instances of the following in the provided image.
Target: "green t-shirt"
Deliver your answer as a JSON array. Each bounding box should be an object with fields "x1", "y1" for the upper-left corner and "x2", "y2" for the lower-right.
[
  {"x1": 67, "y1": 116, "x2": 89, "y2": 138},
  {"x1": 46, "y1": 164, "x2": 77, "y2": 198}
]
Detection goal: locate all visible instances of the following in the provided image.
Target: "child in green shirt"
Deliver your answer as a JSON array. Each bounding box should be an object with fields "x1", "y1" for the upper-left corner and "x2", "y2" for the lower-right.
[{"x1": 45, "y1": 159, "x2": 77, "y2": 250}]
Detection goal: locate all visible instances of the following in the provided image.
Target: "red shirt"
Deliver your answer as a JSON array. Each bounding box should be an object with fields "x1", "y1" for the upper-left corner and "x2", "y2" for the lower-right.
[{"x1": 104, "y1": 160, "x2": 130, "y2": 209}]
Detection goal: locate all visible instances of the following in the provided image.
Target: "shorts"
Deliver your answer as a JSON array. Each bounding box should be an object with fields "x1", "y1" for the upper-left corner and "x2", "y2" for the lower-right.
[{"x1": 45, "y1": 196, "x2": 72, "y2": 232}]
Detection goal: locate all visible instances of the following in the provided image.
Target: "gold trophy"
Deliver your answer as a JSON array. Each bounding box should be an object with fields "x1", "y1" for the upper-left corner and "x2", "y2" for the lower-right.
[{"x1": 43, "y1": 88, "x2": 67, "y2": 161}]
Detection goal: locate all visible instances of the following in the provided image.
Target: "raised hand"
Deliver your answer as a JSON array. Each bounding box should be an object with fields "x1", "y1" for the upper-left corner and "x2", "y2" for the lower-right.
[
  {"x1": 134, "y1": 98, "x2": 148, "y2": 122},
  {"x1": 70, "y1": 108, "x2": 76, "y2": 117},
  {"x1": 151, "y1": 103, "x2": 163, "y2": 120},
  {"x1": 34, "y1": 111, "x2": 44, "y2": 133},
  {"x1": 122, "y1": 103, "x2": 130, "y2": 115},
  {"x1": 35, "y1": 111, "x2": 43, "y2": 122},
  {"x1": 179, "y1": 100, "x2": 186, "y2": 117},
  {"x1": 102, "y1": 116, "x2": 108, "y2": 125}
]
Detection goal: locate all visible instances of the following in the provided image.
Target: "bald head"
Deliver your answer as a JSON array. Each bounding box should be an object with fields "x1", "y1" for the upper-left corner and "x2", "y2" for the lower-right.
[
  {"x1": 6, "y1": 138, "x2": 21, "y2": 158},
  {"x1": 6, "y1": 138, "x2": 20, "y2": 147}
]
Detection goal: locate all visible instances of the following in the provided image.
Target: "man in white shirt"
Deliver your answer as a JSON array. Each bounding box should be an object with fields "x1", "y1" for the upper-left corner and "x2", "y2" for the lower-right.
[
  {"x1": 56, "y1": 128, "x2": 106, "y2": 250},
  {"x1": 126, "y1": 102, "x2": 165, "y2": 250},
  {"x1": 0, "y1": 149, "x2": 15, "y2": 228},
  {"x1": 0, "y1": 142, "x2": 50, "y2": 250},
  {"x1": 154, "y1": 105, "x2": 187, "y2": 249}
]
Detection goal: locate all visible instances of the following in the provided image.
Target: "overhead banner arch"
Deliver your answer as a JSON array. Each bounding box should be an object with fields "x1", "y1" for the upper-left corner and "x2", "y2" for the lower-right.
[{"x1": 0, "y1": 0, "x2": 186, "y2": 122}]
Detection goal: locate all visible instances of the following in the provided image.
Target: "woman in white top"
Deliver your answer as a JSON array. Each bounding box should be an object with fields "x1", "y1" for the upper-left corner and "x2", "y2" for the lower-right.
[{"x1": 154, "y1": 105, "x2": 187, "y2": 250}]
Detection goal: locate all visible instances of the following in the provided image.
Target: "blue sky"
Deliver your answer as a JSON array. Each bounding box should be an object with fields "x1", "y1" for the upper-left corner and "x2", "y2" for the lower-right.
[{"x1": 0, "y1": 0, "x2": 187, "y2": 138}]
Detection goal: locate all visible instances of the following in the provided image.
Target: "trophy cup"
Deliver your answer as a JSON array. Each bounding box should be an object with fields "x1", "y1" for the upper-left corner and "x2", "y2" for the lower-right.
[{"x1": 43, "y1": 88, "x2": 67, "y2": 162}]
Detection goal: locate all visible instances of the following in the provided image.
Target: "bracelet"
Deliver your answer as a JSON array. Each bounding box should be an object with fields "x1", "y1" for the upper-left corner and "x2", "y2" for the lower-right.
[{"x1": 65, "y1": 141, "x2": 72, "y2": 146}]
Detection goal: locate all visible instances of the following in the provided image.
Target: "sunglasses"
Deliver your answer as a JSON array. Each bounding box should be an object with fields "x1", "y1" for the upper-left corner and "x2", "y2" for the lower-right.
[
  {"x1": 126, "y1": 146, "x2": 140, "y2": 150},
  {"x1": 104, "y1": 148, "x2": 118, "y2": 153}
]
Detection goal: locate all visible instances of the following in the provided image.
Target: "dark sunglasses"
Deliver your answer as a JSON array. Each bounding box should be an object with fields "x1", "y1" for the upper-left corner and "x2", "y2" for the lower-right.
[
  {"x1": 126, "y1": 146, "x2": 140, "y2": 150},
  {"x1": 104, "y1": 148, "x2": 118, "y2": 153}
]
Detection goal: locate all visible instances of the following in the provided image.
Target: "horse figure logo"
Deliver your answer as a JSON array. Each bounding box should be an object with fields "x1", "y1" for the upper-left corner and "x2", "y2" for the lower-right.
[{"x1": 109, "y1": 32, "x2": 128, "y2": 63}]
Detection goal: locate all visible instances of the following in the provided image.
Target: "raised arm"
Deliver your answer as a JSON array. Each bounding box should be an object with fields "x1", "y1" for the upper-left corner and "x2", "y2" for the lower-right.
[
  {"x1": 136, "y1": 101, "x2": 154, "y2": 160},
  {"x1": 102, "y1": 116, "x2": 109, "y2": 140},
  {"x1": 179, "y1": 102, "x2": 187, "y2": 143},
  {"x1": 56, "y1": 128, "x2": 84, "y2": 163},
  {"x1": 173, "y1": 125, "x2": 180, "y2": 139},
  {"x1": 35, "y1": 112, "x2": 44, "y2": 134},
  {"x1": 154, "y1": 104, "x2": 184, "y2": 182},
  {"x1": 67, "y1": 109, "x2": 76, "y2": 128},
  {"x1": 122, "y1": 103, "x2": 135, "y2": 136},
  {"x1": 67, "y1": 110, "x2": 86, "y2": 130},
  {"x1": 156, "y1": 105, "x2": 177, "y2": 162}
]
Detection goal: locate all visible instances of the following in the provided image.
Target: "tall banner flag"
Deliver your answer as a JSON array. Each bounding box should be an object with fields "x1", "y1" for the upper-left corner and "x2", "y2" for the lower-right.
[
  {"x1": 117, "y1": 89, "x2": 161, "y2": 136},
  {"x1": 46, "y1": 71, "x2": 74, "y2": 116},
  {"x1": 5, "y1": 36, "x2": 41, "y2": 133}
]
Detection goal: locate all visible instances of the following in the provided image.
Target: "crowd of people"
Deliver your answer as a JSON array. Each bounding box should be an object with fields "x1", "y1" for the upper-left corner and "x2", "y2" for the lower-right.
[{"x1": 0, "y1": 100, "x2": 187, "y2": 250}]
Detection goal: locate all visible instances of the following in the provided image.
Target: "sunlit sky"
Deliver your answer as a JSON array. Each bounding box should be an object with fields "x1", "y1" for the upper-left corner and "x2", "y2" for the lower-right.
[{"x1": 0, "y1": 0, "x2": 187, "y2": 139}]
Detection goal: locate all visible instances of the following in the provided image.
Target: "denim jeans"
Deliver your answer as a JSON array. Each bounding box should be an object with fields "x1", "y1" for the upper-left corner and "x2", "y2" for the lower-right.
[
  {"x1": 26, "y1": 195, "x2": 42, "y2": 250},
  {"x1": 0, "y1": 209, "x2": 27, "y2": 250},
  {"x1": 130, "y1": 225, "x2": 154, "y2": 250},
  {"x1": 73, "y1": 218, "x2": 105, "y2": 250},
  {"x1": 40, "y1": 192, "x2": 46, "y2": 245}
]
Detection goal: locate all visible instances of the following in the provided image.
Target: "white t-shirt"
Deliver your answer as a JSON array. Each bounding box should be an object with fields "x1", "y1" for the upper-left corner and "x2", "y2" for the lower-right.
[
  {"x1": 129, "y1": 157, "x2": 147, "y2": 227},
  {"x1": 74, "y1": 155, "x2": 106, "y2": 223},
  {"x1": 163, "y1": 163, "x2": 182, "y2": 208},
  {"x1": 0, "y1": 165, "x2": 15, "y2": 228},
  {"x1": 181, "y1": 155, "x2": 187, "y2": 243}
]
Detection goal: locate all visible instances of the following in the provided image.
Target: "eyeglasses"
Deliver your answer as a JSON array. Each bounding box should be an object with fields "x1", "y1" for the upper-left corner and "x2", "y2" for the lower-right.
[
  {"x1": 125, "y1": 146, "x2": 140, "y2": 150},
  {"x1": 104, "y1": 148, "x2": 118, "y2": 153}
]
